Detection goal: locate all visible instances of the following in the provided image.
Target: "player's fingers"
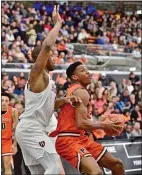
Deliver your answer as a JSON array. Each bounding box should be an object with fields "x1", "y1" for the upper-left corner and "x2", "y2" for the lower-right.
[
  {"x1": 77, "y1": 96, "x2": 82, "y2": 103},
  {"x1": 113, "y1": 121, "x2": 121, "y2": 125},
  {"x1": 57, "y1": 5, "x2": 59, "y2": 12},
  {"x1": 52, "y1": 5, "x2": 56, "y2": 16}
]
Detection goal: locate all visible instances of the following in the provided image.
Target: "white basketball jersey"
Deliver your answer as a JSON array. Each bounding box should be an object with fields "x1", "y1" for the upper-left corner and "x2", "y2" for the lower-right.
[{"x1": 19, "y1": 74, "x2": 56, "y2": 131}]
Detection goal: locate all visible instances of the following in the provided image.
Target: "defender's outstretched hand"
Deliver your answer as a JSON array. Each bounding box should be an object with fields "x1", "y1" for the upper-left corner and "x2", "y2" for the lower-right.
[{"x1": 52, "y1": 5, "x2": 63, "y2": 24}]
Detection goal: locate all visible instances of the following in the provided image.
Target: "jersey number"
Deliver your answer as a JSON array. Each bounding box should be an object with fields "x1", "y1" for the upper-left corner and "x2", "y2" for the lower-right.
[{"x1": 2, "y1": 123, "x2": 6, "y2": 130}]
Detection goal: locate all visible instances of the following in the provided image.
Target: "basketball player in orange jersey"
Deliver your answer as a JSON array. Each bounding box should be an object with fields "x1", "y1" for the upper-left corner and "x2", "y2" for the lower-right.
[
  {"x1": 52, "y1": 62, "x2": 125, "y2": 175},
  {"x1": 2, "y1": 92, "x2": 19, "y2": 175}
]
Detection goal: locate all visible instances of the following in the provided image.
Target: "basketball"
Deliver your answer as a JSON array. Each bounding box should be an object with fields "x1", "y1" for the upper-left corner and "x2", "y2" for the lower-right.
[{"x1": 100, "y1": 113, "x2": 125, "y2": 136}]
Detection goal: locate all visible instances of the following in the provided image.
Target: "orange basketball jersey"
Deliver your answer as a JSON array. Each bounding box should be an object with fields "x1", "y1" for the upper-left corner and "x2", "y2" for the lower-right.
[
  {"x1": 2, "y1": 106, "x2": 13, "y2": 139},
  {"x1": 52, "y1": 83, "x2": 91, "y2": 136}
]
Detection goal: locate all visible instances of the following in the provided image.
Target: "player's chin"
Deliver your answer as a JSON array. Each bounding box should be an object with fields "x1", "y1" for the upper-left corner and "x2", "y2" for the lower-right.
[{"x1": 51, "y1": 64, "x2": 56, "y2": 71}]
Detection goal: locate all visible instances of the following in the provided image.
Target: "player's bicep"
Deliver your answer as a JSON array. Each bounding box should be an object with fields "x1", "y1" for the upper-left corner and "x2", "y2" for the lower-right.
[
  {"x1": 75, "y1": 102, "x2": 88, "y2": 129},
  {"x1": 73, "y1": 89, "x2": 90, "y2": 129}
]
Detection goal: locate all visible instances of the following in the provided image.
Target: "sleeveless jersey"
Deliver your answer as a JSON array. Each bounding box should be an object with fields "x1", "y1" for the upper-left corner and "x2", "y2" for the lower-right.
[
  {"x1": 19, "y1": 74, "x2": 56, "y2": 130},
  {"x1": 2, "y1": 106, "x2": 13, "y2": 139},
  {"x1": 55, "y1": 83, "x2": 91, "y2": 135}
]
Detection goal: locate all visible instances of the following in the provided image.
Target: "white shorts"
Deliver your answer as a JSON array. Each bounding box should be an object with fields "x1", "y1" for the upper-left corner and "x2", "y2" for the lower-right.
[{"x1": 15, "y1": 119, "x2": 57, "y2": 166}]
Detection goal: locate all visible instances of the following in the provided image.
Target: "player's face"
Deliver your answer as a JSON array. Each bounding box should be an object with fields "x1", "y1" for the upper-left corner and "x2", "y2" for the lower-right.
[
  {"x1": 73, "y1": 65, "x2": 91, "y2": 86},
  {"x1": 2, "y1": 96, "x2": 9, "y2": 111},
  {"x1": 46, "y1": 50, "x2": 56, "y2": 71}
]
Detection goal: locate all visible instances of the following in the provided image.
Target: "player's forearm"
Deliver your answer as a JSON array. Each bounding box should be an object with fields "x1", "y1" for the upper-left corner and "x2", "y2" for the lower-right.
[
  {"x1": 13, "y1": 135, "x2": 17, "y2": 146},
  {"x1": 43, "y1": 21, "x2": 62, "y2": 47},
  {"x1": 77, "y1": 118, "x2": 105, "y2": 131}
]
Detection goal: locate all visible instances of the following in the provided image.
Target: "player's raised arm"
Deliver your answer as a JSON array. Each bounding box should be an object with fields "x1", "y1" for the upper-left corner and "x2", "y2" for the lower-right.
[{"x1": 31, "y1": 5, "x2": 62, "y2": 76}]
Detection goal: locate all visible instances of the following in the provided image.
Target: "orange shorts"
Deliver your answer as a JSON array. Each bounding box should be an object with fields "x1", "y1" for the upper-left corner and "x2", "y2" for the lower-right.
[
  {"x1": 2, "y1": 139, "x2": 13, "y2": 156},
  {"x1": 56, "y1": 134, "x2": 107, "y2": 172}
]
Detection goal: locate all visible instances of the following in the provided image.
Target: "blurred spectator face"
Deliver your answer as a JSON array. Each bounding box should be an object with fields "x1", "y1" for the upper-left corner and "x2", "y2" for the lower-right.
[
  {"x1": 133, "y1": 122, "x2": 140, "y2": 131},
  {"x1": 126, "y1": 124, "x2": 133, "y2": 134},
  {"x1": 95, "y1": 87, "x2": 100, "y2": 95},
  {"x1": 110, "y1": 81, "x2": 116, "y2": 89},
  {"x1": 2, "y1": 73, "x2": 9, "y2": 81},
  {"x1": 135, "y1": 105, "x2": 140, "y2": 112},
  {"x1": 97, "y1": 81, "x2": 102, "y2": 88},
  {"x1": 114, "y1": 109, "x2": 120, "y2": 114},
  {"x1": 130, "y1": 72, "x2": 135, "y2": 79},
  {"x1": 15, "y1": 103, "x2": 24, "y2": 115},
  {"x1": 103, "y1": 89, "x2": 108, "y2": 95},
  {"x1": 126, "y1": 111, "x2": 130, "y2": 117},
  {"x1": 8, "y1": 56, "x2": 13, "y2": 62},
  {"x1": 127, "y1": 80, "x2": 132, "y2": 86},
  {"x1": 129, "y1": 94, "x2": 135, "y2": 101},
  {"x1": 121, "y1": 79, "x2": 126, "y2": 85},
  {"x1": 108, "y1": 102, "x2": 114, "y2": 109},
  {"x1": 3, "y1": 80, "x2": 13, "y2": 89},
  {"x1": 59, "y1": 52, "x2": 65, "y2": 59},
  {"x1": 103, "y1": 104, "x2": 108, "y2": 112},
  {"x1": 123, "y1": 90, "x2": 129, "y2": 96},
  {"x1": 57, "y1": 90, "x2": 64, "y2": 98},
  {"x1": 36, "y1": 40, "x2": 42, "y2": 46},
  {"x1": 17, "y1": 36, "x2": 21, "y2": 41},
  {"x1": 93, "y1": 108, "x2": 99, "y2": 116},
  {"x1": 116, "y1": 96, "x2": 120, "y2": 102},
  {"x1": 112, "y1": 96, "x2": 117, "y2": 104},
  {"x1": 2, "y1": 52, "x2": 7, "y2": 60},
  {"x1": 97, "y1": 93, "x2": 103, "y2": 99}
]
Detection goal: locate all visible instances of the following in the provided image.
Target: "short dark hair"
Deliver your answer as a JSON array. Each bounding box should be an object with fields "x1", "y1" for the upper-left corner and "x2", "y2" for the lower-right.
[
  {"x1": 1, "y1": 92, "x2": 11, "y2": 100},
  {"x1": 66, "y1": 61, "x2": 82, "y2": 79},
  {"x1": 31, "y1": 46, "x2": 42, "y2": 62}
]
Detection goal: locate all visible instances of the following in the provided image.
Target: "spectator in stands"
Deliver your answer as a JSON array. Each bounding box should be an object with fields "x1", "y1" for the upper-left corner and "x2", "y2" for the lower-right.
[
  {"x1": 131, "y1": 105, "x2": 142, "y2": 122},
  {"x1": 26, "y1": 24, "x2": 37, "y2": 46},
  {"x1": 129, "y1": 72, "x2": 140, "y2": 85},
  {"x1": 117, "y1": 123, "x2": 133, "y2": 139},
  {"x1": 131, "y1": 122, "x2": 142, "y2": 137},
  {"x1": 77, "y1": 29, "x2": 89, "y2": 43},
  {"x1": 109, "y1": 81, "x2": 117, "y2": 96},
  {"x1": 132, "y1": 47, "x2": 141, "y2": 58},
  {"x1": 113, "y1": 96, "x2": 125, "y2": 114},
  {"x1": 126, "y1": 79, "x2": 134, "y2": 95},
  {"x1": 118, "y1": 79, "x2": 127, "y2": 95},
  {"x1": 94, "y1": 93, "x2": 106, "y2": 114},
  {"x1": 123, "y1": 109, "x2": 131, "y2": 123},
  {"x1": 96, "y1": 80, "x2": 105, "y2": 94},
  {"x1": 6, "y1": 30, "x2": 15, "y2": 42},
  {"x1": 102, "y1": 88, "x2": 109, "y2": 101},
  {"x1": 98, "y1": 73, "x2": 109, "y2": 87}
]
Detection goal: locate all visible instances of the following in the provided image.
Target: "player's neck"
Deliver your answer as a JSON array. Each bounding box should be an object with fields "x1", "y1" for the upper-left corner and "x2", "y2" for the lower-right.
[
  {"x1": 1, "y1": 110, "x2": 7, "y2": 115},
  {"x1": 72, "y1": 81, "x2": 87, "y2": 88},
  {"x1": 44, "y1": 68, "x2": 49, "y2": 74}
]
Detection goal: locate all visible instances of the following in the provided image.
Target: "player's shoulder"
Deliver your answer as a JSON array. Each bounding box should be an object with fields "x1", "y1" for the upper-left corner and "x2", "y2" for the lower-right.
[{"x1": 73, "y1": 88, "x2": 90, "y2": 106}]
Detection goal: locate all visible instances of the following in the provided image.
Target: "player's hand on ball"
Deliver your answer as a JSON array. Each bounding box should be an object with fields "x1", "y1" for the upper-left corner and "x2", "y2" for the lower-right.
[
  {"x1": 52, "y1": 5, "x2": 63, "y2": 24},
  {"x1": 100, "y1": 114, "x2": 124, "y2": 136},
  {"x1": 11, "y1": 144, "x2": 18, "y2": 155}
]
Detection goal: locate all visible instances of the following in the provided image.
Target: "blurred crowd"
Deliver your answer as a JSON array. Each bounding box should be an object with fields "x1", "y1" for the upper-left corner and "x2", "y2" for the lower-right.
[
  {"x1": 2, "y1": 1, "x2": 142, "y2": 67},
  {"x1": 2, "y1": 69, "x2": 142, "y2": 140}
]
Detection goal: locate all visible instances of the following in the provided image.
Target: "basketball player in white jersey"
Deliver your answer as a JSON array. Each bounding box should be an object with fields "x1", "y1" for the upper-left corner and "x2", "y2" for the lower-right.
[{"x1": 15, "y1": 5, "x2": 81, "y2": 175}]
